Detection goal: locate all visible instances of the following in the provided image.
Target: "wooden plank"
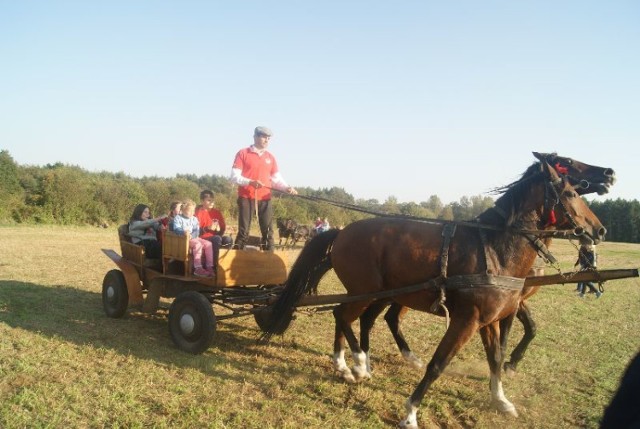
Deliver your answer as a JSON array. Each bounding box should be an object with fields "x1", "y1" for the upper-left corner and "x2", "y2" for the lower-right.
[{"x1": 216, "y1": 248, "x2": 299, "y2": 287}]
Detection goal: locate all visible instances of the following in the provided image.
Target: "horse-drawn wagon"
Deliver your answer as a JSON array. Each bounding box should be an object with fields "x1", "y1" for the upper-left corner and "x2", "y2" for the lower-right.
[
  {"x1": 101, "y1": 152, "x2": 635, "y2": 428},
  {"x1": 102, "y1": 222, "x2": 637, "y2": 356}
]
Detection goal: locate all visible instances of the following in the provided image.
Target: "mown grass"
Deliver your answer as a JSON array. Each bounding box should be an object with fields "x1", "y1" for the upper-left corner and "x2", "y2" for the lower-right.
[{"x1": 0, "y1": 225, "x2": 638, "y2": 428}]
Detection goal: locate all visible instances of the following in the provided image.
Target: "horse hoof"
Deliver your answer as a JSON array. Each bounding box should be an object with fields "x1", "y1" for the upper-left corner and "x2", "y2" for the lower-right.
[
  {"x1": 408, "y1": 357, "x2": 424, "y2": 370},
  {"x1": 493, "y1": 400, "x2": 519, "y2": 417},
  {"x1": 398, "y1": 419, "x2": 418, "y2": 429},
  {"x1": 353, "y1": 368, "x2": 372, "y2": 382},
  {"x1": 401, "y1": 351, "x2": 424, "y2": 370},
  {"x1": 503, "y1": 362, "x2": 517, "y2": 376},
  {"x1": 504, "y1": 366, "x2": 516, "y2": 377},
  {"x1": 342, "y1": 373, "x2": 357, "y2": 384}
]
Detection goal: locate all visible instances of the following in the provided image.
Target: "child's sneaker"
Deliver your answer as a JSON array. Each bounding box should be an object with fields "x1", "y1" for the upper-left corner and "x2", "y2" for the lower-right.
[
  {"x1": 206, "y1": 268, "x2": 215, "y2": 277},
  {"x1": 194, "y1": 267, "x2": 209, "y2": 277}
]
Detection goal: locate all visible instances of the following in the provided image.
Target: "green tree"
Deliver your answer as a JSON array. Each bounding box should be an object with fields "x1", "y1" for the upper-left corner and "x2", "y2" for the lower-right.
[{"x1": 0, "y1": 150, "x2": 23, "y2": 221}]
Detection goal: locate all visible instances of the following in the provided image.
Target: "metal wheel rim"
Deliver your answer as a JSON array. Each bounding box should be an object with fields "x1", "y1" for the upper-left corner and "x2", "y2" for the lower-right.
[{"x1": 179, "y1": 312, "x2": 196, "y2": 336}]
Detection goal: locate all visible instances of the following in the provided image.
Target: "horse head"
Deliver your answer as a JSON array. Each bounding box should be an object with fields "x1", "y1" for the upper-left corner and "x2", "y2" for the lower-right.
[
  {"x1": 487, "y1": 154, "x2": 607, "y2": 245},
  {"x1": 534, "y1": 153, "x2": 607, "y2": 244},
  {"x1": 535, "y1": 152, "x2": 616, "y2": 196}
]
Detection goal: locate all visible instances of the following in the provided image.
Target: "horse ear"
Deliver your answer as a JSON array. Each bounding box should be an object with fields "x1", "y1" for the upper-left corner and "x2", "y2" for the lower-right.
[
  {"x1": 532, "y1": 151, "x2": 544, "y2": 162},
  {"x1": 542, "y1": 158, "x2": 562, "y2": 183}
]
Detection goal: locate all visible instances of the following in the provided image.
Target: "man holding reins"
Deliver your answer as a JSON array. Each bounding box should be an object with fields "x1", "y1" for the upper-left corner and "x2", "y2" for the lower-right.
[{"x1": 230, "y1": 126, "x2": 297, "y2": 250}]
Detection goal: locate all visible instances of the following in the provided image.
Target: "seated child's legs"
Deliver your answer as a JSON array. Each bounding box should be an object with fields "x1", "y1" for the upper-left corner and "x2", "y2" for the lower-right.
[
  {"x1": 189, "y1": 238, "x2": 204, "y2": 269},
  {"x1": 200, "y1": 238, "x2": 214, "y2": 270}
]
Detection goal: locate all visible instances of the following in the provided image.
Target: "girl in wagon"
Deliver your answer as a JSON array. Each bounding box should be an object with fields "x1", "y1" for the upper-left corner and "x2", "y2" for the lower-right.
[
  {"x1": 171, "y1": 199, "x2": 215, "y2": 277},
  {"x1": 128, "y1": 204, "x2": 166, "y2": 259}
]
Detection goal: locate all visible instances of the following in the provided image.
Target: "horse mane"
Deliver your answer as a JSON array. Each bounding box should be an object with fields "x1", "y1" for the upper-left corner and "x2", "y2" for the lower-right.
[{"x1": 477, "y1": 161, "x2": 545, "y2": 227}]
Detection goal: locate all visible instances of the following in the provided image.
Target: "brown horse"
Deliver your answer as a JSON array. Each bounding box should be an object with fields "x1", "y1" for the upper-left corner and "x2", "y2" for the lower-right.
[
  {"x1": 259, "y1": 153, "x2": 606, "y2": 427},
  {"x1": 358, "y1": 152, "x2": 617, "y2": 373}
]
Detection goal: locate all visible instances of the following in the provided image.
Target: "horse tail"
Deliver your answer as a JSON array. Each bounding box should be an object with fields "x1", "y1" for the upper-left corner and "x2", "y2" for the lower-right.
[{"x1": 258, "y1": 228, "x2": 340, "y2": 341}]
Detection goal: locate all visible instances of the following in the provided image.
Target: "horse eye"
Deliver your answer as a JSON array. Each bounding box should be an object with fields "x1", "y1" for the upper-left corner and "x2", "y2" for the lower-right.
[{"x1": 563, "y1": 189, "x2": 577, "y2": 198}]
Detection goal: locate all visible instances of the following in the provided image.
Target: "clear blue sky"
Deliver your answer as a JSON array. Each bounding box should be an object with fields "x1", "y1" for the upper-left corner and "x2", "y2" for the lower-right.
[{"x1": 1, "y1": 1, "x2": 638, "y2": 204}]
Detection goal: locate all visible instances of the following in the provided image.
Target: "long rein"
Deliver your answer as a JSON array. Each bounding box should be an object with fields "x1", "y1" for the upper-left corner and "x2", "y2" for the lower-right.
[{"x1": 268, "y1": 186, "x2": 579, "y2": 240}]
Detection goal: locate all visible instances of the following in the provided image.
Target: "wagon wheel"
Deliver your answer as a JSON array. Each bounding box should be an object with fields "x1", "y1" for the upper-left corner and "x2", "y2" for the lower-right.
[
  {"x1": 102, "y1": 269, "x2": 129, "y2": 318},
  {"x1": 168, "y1": 291, "x2": 217, "y2": 354}
]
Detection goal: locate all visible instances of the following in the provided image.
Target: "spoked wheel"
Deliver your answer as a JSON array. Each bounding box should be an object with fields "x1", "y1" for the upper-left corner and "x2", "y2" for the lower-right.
[
  {"x1": 168, "y1": 291, "x2": 217, "y2": 354},
  {"x1": 102, "y1": 269, "x2": 129, "y2": 318}
]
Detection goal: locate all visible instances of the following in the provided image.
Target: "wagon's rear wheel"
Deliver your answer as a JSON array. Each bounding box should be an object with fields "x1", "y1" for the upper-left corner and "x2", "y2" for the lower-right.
[
  {"x1": 168, "y1": 291, "x2": 216, "y2": 354},
  {"x1": 102, "y1": 269, "x2": 129, "y2": 318}
]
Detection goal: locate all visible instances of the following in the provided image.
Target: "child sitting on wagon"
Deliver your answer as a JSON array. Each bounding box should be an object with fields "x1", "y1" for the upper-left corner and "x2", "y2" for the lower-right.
[
  {"x1": 157, "y1": 201, "x2": 182, "y2": 243},
  {"x1": 171, "y1": 199, "x2": 215, "y2": 278},
  {"x1": 128, "y1": 204, "x2": 166, "y2": 259}
]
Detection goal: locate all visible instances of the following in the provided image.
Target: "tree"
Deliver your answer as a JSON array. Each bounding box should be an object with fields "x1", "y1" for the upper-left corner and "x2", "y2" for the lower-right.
[{"x1": 0, "y1": 150, "x2": 23, "y2": 220}]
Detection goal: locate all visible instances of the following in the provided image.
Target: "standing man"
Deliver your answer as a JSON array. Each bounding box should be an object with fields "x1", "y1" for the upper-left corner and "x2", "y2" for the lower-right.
[{"x1": 230, "y1": 126, "x2": 297, "y2": 250}]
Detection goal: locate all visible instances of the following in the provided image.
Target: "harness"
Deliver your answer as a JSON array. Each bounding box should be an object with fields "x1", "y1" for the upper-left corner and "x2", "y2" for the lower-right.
[{"x1": 428, "y1": 169, "x2": 586, "y2": 327}]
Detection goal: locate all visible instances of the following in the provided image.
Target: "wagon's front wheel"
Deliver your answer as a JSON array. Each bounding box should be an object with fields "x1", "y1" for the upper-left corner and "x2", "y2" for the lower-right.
[
  {"x1": 168, "y1": 291, "x2": 216, "y2": 354},
  {"x1": 102, "y1": 269, "x2": 129, "y2": 318}
]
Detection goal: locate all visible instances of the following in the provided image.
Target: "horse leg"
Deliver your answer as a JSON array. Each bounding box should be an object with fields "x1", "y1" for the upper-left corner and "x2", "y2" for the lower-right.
[
  {"x1": 333, "y1": 303, "x2": 372, "y2": 383},
  {"x1": 400, "y1": 316, "x2": 478, "y2": 429},
  {"x1": 480, "y1": 317, "x2": 518, "y2": 417},
  {"x1": 503, "y1": 301, "x2": 536, "y2": 375},
  {"x1": 359, "y1": 299, "x2": 389, "y2": 373},
  {"x1": 385, "y1": 303, "x2": 424, "y2": 370}
]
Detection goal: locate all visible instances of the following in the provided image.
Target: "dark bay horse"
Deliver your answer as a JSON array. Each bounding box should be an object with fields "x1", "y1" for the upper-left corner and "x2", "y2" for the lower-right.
[
  {"x1": 276, "y1": 218, "x2": 297, "y2": 246},
  {"x1": 277, "y1": 218, "x2": 312, "y2": 247},
  {"x1": 259, "y1": 154, "x2": 606, "y2": 427},
  {"x1": 359, "y1": 152, "x2": 617, "y2": 373}
]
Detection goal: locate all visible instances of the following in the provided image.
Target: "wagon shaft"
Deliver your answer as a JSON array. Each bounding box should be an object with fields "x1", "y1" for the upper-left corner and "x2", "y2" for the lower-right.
[
  {"x1": 290, "y1": 268, "x2": 638, "y2": 308},
  {"x1": 524, "y1": 268, "x2": 639, "y2": 287}
]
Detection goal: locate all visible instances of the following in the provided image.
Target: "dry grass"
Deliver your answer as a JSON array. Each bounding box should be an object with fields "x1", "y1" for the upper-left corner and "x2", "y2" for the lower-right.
[{"x1": 0, "y1": 225, "x2": 639, "y2": 428}]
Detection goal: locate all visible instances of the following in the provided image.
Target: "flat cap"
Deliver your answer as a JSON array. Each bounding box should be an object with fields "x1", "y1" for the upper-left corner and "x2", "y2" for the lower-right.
[{"x1": 254, "y1": 126, "x2": 273, "y2": 137}]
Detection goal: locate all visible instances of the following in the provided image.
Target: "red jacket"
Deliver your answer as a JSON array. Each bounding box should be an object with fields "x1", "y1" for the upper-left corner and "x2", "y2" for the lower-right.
[
  {"x1": 195, "y1": 207, "x2": 214, "y2": 239},
  {"x1": 232, "y1": 147, "x2": 279, "y2": 200}
]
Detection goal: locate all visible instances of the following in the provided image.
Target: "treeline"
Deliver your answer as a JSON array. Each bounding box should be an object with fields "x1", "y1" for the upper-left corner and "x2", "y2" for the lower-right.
[{"x1": 1, "y1": 150, "x2": 638, "y2": 243}]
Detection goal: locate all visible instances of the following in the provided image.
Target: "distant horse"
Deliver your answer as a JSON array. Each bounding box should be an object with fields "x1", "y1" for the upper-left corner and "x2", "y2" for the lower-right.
[
  {"x1": 259, "y1": 153, "x2": 605, "y2": 427},
  {"x1": 276, "y1": 218, "x2": 297, "y2": 246},
  {"x1": 277, "y1": 218, "x2": 311, "y2": 247},
  {"x1": 292, "y1": 224, "x2": 312, "y2": 245},
  {"x1": 358, "y1": 152, "x2": 617, "y2": 373}
]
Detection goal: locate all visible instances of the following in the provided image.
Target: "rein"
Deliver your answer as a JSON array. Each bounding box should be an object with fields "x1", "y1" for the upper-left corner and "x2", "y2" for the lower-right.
[{"x1": 268, "y1": 186, "x2": 577, "y2": 239}]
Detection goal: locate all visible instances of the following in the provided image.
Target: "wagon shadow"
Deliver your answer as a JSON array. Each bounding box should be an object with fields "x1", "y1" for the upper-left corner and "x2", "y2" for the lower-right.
[{"x1": 0, "y1": 281, "x2": 331, "y2": 385}]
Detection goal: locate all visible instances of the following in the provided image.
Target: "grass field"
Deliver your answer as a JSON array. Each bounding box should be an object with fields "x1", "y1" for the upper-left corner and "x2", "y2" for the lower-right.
[{"x1": 0, "y1": 225, "x2": 639, "y2": 428}]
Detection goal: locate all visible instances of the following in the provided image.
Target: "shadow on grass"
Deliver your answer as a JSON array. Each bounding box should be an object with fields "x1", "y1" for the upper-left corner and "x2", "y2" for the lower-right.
[
  {"x1": 0, "y1": 280, "x2": 510, "y2": 426},
  {"x1": 0, "y1": 280, "x2": 332, "y2": 385}
]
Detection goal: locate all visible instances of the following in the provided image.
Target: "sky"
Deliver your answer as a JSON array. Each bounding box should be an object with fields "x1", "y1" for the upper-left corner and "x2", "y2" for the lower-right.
[{"x1": 1, "y1": 1, "x2": 638, "y2": 204}]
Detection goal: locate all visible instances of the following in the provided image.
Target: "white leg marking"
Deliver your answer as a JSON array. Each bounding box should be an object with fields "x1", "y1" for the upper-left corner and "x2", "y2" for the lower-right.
[
  {"x1": 490, "y1": 373, "x2": 518, "y2": 417},
  {"x1": 399, "y1": 398, "x2": 419, "y2": 429},
  {"x1": 351, "y1": 351, "x2": 372, "y2": 381},
  {"x1": 333, "y1": 351, "x2": 356, "y2": 383},
  {"x1": 365, "y1": 351, "x2": 372, "y2": 374},
  {"x1": 401, "y1": 350, "x2": 425, "y2": 370}
]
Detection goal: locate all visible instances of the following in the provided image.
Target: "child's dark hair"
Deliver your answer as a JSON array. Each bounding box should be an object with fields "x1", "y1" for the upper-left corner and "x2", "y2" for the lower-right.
[
  {"x1": 200, "y1": 189, "x2": 214, "y2": 200},
  {"x1": 130, "y1": 204, "x2": 150, "y2": 221}
]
